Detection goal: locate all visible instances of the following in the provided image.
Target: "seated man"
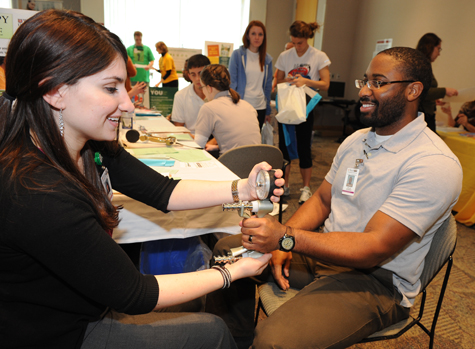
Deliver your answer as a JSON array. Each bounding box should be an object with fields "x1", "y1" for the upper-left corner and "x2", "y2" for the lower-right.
[
  {"x1": 206, "y1": 47, "x2": 462, "y2": 349},
  {"x1": 170, "y1": 54, "x2": 210, "y2": 135}
]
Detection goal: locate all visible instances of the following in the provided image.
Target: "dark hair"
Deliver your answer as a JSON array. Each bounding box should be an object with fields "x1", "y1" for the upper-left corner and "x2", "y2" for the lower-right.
[
  {"x1": 134, "y1": 31, "x2": 142, "y2": 37},
  {"x1": 200, "y1": 64, "x2": 240, "y2": 104},
  {"x1": 377, "y1": 47, "x2": 433, "y2": 104},
  {"x1": 155, "y1": 41, "x2": 168, "y2": 54},
  {"x1": 0, "y1": 9, "x2": 127, "y2": 231},
  {"x1": 289, "y1": 20, "x2": 320, "y2": 39},
  {"x1": 187, "y1": 54, "x2": 210, "y2": 70},
  {"x1": 416, "y1": 33, "x2": 441, "y2": 61},
  {"x1": 242, "y1": 20, "x2": 267, "y2": 72},
  {"x1": 0, "y1": 56, "x2": 5, "y2": 66}
]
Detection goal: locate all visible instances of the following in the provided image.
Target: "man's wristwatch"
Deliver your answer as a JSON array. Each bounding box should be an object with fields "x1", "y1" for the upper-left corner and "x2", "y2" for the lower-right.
[{"x1": 279, "y1": 226, "x2": 295, "y2": 252}]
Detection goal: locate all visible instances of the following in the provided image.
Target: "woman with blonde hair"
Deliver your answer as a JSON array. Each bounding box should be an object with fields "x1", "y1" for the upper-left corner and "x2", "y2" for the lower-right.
[
  {"x1": 229, "y1": 20, "x2": 273, "y2": 130},
  {"x1": 155, "y1": 41, "x2": 179, "y2": 87},
  {"x1": 194, "y1": 64, "x2": 261, "y2": 155},
  {"x1": 275, "y1": 20, "x2": 331, "y2": 204}
]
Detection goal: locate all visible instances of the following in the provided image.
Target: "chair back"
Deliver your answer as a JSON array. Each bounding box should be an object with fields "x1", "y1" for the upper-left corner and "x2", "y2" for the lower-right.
[
  {"x1": 419, "y1": 215, "x2": 457, "y2": 290},
  {"x1": 218, "y1": 144, "x2": 284, "y2": 179}
]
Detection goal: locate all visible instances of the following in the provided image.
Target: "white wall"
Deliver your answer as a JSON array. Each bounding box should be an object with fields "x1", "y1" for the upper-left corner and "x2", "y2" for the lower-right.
[
  {"x1": 80, "y1": 0, "x2": 103, "y2": 24},
  {"x1": 322, "y1": 0, "x2": 475, "y2": 101}
]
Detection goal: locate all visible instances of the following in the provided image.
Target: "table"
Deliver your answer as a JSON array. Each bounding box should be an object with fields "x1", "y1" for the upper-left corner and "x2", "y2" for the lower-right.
[
  {"x1": 438, "y1": 130, "x2": 475, "y2": 226},
  {"x1": 112, "y1": 115, "x2": 243, "y2": 244}
]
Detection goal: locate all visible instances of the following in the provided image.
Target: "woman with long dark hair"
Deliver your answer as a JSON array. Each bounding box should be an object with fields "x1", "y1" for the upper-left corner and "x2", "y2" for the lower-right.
[
  {"x1": 229, "y1": 20, "x2": 273, "y2": 130},
  {"x1": 416, "y1": 33, "x2": 458, "y2": 132},
  {"x1": 0, "y1": 10, "x2": 283, "y2": 348},
  {"x1": 194, "y1": 64, "x2": 261, "y2": 155},
  {"x1": 275, "y1": 20, "x2": 331, "y2": 204}
]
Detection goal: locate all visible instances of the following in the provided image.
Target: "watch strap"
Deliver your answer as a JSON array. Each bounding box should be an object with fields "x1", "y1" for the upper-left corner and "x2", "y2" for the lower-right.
[{"x1": 231, "y1": 179, "x2": 240, "y2": 202}]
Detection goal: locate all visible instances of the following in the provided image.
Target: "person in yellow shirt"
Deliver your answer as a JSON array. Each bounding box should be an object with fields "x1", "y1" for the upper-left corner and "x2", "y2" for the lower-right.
[
  {"x1": 155, "y1": 41, "x2": 178, "y2": 88},
  {"x1": 0, "y1": 57, "x2": 6, "y2": 90}
]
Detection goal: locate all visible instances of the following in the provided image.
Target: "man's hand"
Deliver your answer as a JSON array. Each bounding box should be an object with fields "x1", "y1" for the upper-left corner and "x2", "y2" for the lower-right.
[
  {"x1": 289, "y1": 74, "x2": 307, "y2": 87},
  {"x1": 270, "y1": 250, "x2": 292, "y2": 290},
  {"x1": 241, "y1": 215, "x2": 286, "y2": 253}
]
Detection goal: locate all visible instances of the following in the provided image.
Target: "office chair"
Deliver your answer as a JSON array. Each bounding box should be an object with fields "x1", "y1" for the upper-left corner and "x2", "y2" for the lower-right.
[{"x1": 218, "y1": 144, "x2": 287, "y2": 223}]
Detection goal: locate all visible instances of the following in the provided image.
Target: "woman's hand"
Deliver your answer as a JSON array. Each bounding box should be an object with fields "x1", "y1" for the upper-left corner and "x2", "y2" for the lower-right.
[
  {"x1": 129, "y1": 82, "x2": 147, "y2": 97},
  {"x1": 226, "y1": 253, "x2": 272, "y2": 281},
  {"x1": 445, "y1": 88, "x2": 458, "y2": 97},
  {"x1": 238, "y1": 162, "x2": 284, "y2": 202},
  {"x1": 205, "y1": 143, "x2": 219, "y2": 152}
]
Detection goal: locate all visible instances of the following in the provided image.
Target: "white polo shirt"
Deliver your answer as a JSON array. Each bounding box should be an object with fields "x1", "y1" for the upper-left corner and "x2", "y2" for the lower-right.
[{"x1": 171, "y1": 84, "x2": 205, "y2": 135}]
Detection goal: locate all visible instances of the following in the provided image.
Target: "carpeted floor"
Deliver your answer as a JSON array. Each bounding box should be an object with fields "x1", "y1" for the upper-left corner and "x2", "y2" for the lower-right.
[{"x1": 263, "y1": 131, "x2": 475, "y2": 349}]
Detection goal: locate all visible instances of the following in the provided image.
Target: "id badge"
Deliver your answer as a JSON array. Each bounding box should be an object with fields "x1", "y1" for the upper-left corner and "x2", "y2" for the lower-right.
[
  {"x1": 342, "y1": 168, "x2": 359, "y2": 196},
  {"x1": 101, "y1": 168, "x2": 113, "y2": 201}
]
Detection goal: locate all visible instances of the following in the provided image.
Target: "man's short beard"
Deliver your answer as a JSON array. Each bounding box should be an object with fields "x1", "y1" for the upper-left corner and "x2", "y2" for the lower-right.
[{"x1": 360, "y1": 89, "x2": 407, "y2": 128}]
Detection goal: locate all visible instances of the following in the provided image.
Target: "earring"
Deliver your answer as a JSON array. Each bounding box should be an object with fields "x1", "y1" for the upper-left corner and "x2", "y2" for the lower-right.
[{"x1": 59, "y1": 109, "x2": 64, "y2": 137}]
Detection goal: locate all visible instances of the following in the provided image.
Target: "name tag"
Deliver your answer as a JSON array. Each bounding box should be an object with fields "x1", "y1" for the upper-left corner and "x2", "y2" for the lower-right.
[{"x1": 342, "y1": 168, "x2": 359, "y2": 196}]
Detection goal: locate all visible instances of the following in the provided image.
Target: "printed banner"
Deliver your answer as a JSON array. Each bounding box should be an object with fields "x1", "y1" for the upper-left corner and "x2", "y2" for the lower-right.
[
  {"x1": 149, "y1": 87, "x2": 179, "y2": 116},
  {"x1": 204, "y1": 41, "x2": 233, "y2": 68},
  {"x1": 0, "y1": 8, "x2": 37, "y2": 56}
]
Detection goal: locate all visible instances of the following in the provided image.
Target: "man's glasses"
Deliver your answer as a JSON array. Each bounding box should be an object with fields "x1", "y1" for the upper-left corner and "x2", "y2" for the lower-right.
[{"x1": 355, "y1": 79, "x2": 416, "y2": 90}]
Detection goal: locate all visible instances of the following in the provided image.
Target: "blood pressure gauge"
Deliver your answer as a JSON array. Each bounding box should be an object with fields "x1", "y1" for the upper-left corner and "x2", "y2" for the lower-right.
[{"x1": 256, "y1": 169, "x2": 278, "y2": 200}]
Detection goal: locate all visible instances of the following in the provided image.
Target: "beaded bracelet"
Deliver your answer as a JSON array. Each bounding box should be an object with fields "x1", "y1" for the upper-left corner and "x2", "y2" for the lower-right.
[{"x1": 212, "y1": 265, "x2": 232, "y2": 289}]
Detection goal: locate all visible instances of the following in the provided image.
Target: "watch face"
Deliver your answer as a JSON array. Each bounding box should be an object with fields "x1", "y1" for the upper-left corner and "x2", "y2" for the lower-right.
[
  {"x1": 256, "y1": 170, "x2": 271, "y2": 200},
  {"x1": 281, "y1": 236, "x2": 294, "y2": 251}
]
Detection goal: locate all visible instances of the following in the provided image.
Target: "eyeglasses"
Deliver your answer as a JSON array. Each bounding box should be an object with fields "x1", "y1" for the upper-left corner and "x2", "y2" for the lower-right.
[{"x1": 355, "y1": 79, "x2": 416, "y2": 90}]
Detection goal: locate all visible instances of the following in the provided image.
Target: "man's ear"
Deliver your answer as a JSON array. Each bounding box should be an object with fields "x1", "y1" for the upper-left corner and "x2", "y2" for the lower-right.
[{"x1": 407, "y1": 82, "x2": 423, "y2": 102}]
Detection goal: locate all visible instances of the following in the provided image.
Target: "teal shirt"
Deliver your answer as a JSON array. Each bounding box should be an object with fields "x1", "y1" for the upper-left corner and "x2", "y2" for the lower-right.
[{"x1": 127, "y1": 45, "x2": 155, "y2": 83}]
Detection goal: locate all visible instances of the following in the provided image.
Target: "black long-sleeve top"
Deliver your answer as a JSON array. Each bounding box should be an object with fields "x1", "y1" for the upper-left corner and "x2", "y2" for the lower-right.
[{"x1": 0, "y1": 141, "x2": 179, "y2": 348}]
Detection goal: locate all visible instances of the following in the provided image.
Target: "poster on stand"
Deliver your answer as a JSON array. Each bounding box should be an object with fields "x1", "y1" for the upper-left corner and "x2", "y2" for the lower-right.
[
  {"x1": 372, "y1": 38, "x2": 392, "y2": 58},
  {"x1": 168, "y1": 48, "x2": 202, "y2": 73},
  {"x1": 149, "y1": 87, "x2": 179, "y2": 117},
  {"x1": 0, "y1": 7, "x2": 37, "y2": 56},
  {"x1": 204, "y1": 41, "x2": 233, "y2": 68}
]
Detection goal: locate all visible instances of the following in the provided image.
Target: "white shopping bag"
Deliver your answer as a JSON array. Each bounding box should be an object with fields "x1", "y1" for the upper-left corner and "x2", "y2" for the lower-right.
[
  {"x1": 261, "y1": 121, "x2": 274, "y2": 145},
  {"x1": 275, "y1": 83, "x2": 307, "y2": 125}
]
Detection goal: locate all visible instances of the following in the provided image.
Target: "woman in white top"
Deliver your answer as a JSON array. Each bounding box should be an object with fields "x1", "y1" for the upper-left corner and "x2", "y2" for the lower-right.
[
  {"x1": 275, "y1": 20, "x2": 331, "y2": 204},
  {"x1": 229, "y1": 20, "x2": 273, "y2": 130},
  {"x1": 194, "y1": 64, "x2": 261, "y2": 156}
]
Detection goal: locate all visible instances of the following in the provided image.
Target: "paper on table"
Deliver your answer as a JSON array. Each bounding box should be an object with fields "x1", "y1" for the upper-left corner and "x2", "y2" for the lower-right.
[
  {"x1": 128, "y1": 147, "x2": 179, "y2": 157},
  {"x1": 138, "y1": 159, "x2": 175, "y2": 167},
  {"x1": 170, "y1": 149, "x2": 211, "y2": 162},
  {"x1": 147, "y1": 132, "x2": 194, "y2": 141}
]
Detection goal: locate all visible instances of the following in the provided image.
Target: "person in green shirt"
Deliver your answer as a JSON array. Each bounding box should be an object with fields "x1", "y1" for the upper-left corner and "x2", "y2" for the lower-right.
[{"x1": 126, "y1": 31, "x2": 155, "y2": 84}]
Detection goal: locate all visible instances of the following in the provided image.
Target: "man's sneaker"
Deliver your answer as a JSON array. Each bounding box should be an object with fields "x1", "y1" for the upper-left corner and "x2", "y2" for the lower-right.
[
  {"x1": 299, "y1": 186, "x2": 312, "y2": 204},
  {"x1": 283, "y1": 186, "x2": 290, "y2": 196}
]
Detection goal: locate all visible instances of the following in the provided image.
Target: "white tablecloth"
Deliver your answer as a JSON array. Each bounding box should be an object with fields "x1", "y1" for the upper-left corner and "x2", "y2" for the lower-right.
[{"x1": 113, "y1": 116, "x2": 242, "y2": 244}]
